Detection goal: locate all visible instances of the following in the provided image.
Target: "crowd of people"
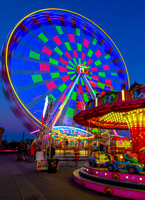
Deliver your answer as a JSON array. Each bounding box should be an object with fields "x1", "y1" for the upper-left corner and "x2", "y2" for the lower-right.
[
  {"x1": 17, "y1": 139, "x2": 56, "y2": 161},
  {"x1": 17, "y1": 139, "x2": 35, "y2": 161}
]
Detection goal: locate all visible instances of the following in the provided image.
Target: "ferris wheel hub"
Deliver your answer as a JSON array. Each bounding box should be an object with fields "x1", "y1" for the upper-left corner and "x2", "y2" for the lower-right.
[{"x1": 75, "y1": 64, "x2": 90, "y2": 75}]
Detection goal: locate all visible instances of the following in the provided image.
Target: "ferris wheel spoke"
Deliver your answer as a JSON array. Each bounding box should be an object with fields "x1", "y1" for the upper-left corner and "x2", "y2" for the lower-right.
[{"x1": 83, "y1": 75, "x2": 96, "y2": 98}]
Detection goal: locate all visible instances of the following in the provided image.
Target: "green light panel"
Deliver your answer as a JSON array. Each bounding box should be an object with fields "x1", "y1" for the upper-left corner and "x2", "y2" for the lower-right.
[
  {"x1": 50, "y1": 73, "x2": 60, "y2": 78},
  {"x1": 67, "y1": 71, "x2": 75, "y2": 75},
  {"x1": 55, "y1": 26, "x2": 63, "y2": 34},
  {"x1": 99, "y1": 72, "x2": 105, "y2": 77},
  {"x1": 38, "y1": 33, "x2": 49, "y2": 43},
  {"x1": 48, "y1": 94, "x2": 56, "y2": 102},
  {"x1": 81, "y1": 77, "x2": 84, "y2": 85},
  {"x1": 77, "y1": 43, "x2": 82, "y2": 51},
  {"x1": 58, "y1": 83, "x2": 67, "y2": 92},
  {"x1": 64, "y1": 42, "x2": 71, "y2": 51},
  {"x1": 68, "y1": 60, "x2": 75, "y2": 67},
  {"x1": 87, "y1": 49, "x2": 93, "y2": 57},
  {"x1": 83, "y1": 93, "x2": 89, "y2": 102},
  {"x1": 29, "y1": 51, "x2": 40, "y2": 60},
  {"x1": 73, "y1": 58, "x2": 77, "y2": 65},
  {"x1": 70, "y1": 74, "x2": 77, "y2": 80},
  {"x1": 98, "y1": 82, "x2": 105, "y2": 89},
  {"x1": 66, "y1": 66, "x2": 74, "y2": 70},
  {"x1": 54, "y1": 47, "x2": 63, "y2": 56},
  {"x1": 76, "y1": 28, "x2": 80, "y2": 36},
  {"x1": 95, "y1": 60, "x2": 102, "y2": 66},
  {"x1": 71, "y1": 91, "x2": 77, "y2": 101},
  {"x1": 49, "y1": 58, "x2": 58, "y2": 65},
  {"x1": 66, "y1": 107, "x2": 75, "y2": 118},
  {"x1": 31, "y1": 74, "x2": 43, "y2": 83},
  {"x1": 86, "y1": 75, "x2": 92, "y2": 80},
  {"x1": 105, "y1": 54, "x2": 110, "y2": 59},
  {"x1": 111, "y1": 73, "x2": 117, "y2": 76},
  {"x1": 92, "y1": 38, "x2": 97, "y2": 45}
]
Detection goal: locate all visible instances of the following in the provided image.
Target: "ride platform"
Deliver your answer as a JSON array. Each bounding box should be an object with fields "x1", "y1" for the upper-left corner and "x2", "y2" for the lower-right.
[{"x1": 72, "y1": 164, "x2": 145, "y2": 200}]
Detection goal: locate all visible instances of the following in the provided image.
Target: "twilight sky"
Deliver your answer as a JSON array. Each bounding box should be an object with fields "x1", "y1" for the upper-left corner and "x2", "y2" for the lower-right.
[{"x1": 0, "y1": 0, "x2": 145, "y2": 141}]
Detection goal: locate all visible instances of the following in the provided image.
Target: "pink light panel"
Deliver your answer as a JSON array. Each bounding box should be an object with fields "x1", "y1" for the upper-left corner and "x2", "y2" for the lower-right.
[
  {"x1": 81, "y1": 52, "x2": 85, "y2": 60},
  {"x1": 73, "y1": 50, "x2": 78, "y2": 58},
  {"x1": 91, "y1": 67, "x2": 98, "y2": 71},
  {"x1": 58, "y1": 67, "x2": 67, "y2": 72},
  {"x1": 40, "y1": 63, "x2": 50, "y2": 71},
  {"x1": 105, "y1": 79, "x2": 112, "y2": 85},
  {"x1": 87, "y1": 59, "x2": 93, "y2": 65},
  {"x1": 90, "y1": 80, "x2": 97, "y2": 88},
  {"x1": 46, "y1": 81, "x2": 56, "y2": 90},
  {"x1": 68, "y1": 34, "x2": 75, "y2": 43},
  {"x1": 103, "y1": 64, "x2": 110, "y2": 70},
  {"x1": 78, "y1": 85, "x2": 83, "y2": 93},
  {"x1": 65, "y1": 52, "x2": 72, "y2": 60},
  {"x1": 42, "y1": 46, "x2": 52, "y2": 56},
  {"x1": 59, "y1": 57, "x2": 68, "y2": 65},
  {"x1": 60, "y1": 94, "x2": 66, "y2": 103},
  {"x1": 83, "y1": 39, "x2": 89, "y2": 47},
  {"x1": 77, "y1": 101, "x2": 83, "y2": 110},
  {"x1": 53, "y1": 36, "x2": 62, "y2": 45},
  {"x1": 62, "y1": 76, "x2": 70, "y2": 82},
  {"x1": 95, "y1": 50, "x2": 102, "y2": 57},
  {"x1": 92, "y1": 75, "x2": 99, "y2": 80}
]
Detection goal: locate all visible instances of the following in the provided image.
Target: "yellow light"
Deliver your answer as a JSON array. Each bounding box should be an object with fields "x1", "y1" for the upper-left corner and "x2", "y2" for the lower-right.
[
  {"x1": 95, "y1": 97, "x2": 98, "y2": 107},
  {"x1": 121, "y1": 89, "x2": 125, "y2": 101}
]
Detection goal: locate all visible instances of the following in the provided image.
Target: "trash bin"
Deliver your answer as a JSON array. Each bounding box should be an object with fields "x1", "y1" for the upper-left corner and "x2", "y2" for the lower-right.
[
  {"x1": 48, "y1": 158, "x2": 59, "y2": 173},
  {"x1": 75, "y1": 153, "x2": 79, "y2": 161}
]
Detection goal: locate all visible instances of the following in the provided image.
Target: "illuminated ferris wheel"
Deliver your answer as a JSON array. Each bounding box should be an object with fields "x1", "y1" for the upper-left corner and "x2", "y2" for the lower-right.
[{"x1": 2, "y1": 8, "x2": 129, "y2": 130}]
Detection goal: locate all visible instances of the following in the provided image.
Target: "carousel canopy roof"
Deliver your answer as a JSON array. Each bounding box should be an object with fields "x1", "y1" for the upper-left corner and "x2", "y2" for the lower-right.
[{"x1": 73, "y1": 82, "x2": 145, "y2": 129}]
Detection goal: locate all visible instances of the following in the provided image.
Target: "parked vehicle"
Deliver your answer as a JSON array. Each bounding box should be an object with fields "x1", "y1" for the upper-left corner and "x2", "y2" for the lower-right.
[
  {"x1": 89, "y1": 151, "x2": 109, "y2": 167},
  {"x1": 104, "y1": 157, "x2": 145, "y2": 174}
]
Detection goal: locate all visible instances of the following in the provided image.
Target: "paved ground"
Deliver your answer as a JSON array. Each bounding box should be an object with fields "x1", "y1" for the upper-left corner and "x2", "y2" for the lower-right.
[{"x1": 0, "y1": 154, "x2": 123, "y2": 200}]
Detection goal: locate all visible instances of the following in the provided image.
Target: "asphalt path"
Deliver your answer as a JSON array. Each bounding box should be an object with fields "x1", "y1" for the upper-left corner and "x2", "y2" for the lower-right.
[{"x1": 0, "y1": 154, "x2": 126, "y2": 200}]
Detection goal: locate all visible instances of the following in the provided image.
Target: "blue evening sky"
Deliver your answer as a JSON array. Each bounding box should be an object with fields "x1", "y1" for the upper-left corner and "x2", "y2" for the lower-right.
[{"x1": 0, "y1": 0, "x2": 145, "y2": 141}]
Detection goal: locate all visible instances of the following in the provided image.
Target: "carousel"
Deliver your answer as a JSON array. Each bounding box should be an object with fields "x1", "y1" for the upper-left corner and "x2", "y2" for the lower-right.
[{"x1": 72, "y1": 82, "x2": 145, "y2": 200}]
